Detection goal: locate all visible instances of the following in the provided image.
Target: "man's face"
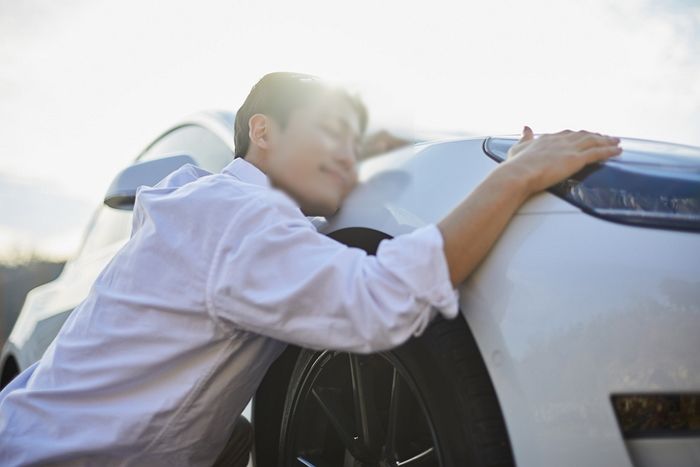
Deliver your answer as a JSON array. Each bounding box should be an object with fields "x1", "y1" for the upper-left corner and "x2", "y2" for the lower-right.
[{"x1": 264, "y1": 94, "x2": 362, "y2": 217}]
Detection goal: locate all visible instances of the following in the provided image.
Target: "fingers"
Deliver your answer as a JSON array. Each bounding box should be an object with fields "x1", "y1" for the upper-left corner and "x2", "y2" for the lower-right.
[
  {"x1": 564, "y1": 130, "x2": 621, "y2": 163},
  {"x1": 570, "y1": 130, "x2": 620, "y2": 150},
  {"x1": 520, "y1": 125, "x2": 534, "y2": 142},
  {"x1": 507, "y1": 126, "x2": 534, "y2": 159},
  {"x1": 579, "y1": 144, "x2": 623, "y2": 163},
  {"x1": 510, "y1": 127, "x2": 621, "y2": 167}
]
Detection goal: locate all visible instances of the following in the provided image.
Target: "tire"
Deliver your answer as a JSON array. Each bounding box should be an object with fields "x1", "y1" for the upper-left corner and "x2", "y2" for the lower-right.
[{"x1": 276, "y1": 314, "x2": 515, "y2": 467}]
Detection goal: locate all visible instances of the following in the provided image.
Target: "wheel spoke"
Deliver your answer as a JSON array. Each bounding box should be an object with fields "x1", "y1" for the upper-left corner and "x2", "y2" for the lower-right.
[
  {"x1": 311, "y1": 387, "x2": 358, "y2": 454},
  {"x1": 290, "y1": 352, "x2": 442, "y2": 467},
  {"x1": 348, "y1": 354, "x2": 383, "y2": 453},
  {"x1": 384, "y1": 366, "x2": 402, "y2": 460},
  {"x1": 397, "y1": 447, "x2": 436, "y2": 466},
  {"x1": 296, "y1": 456, "x2": 317, "y2": 467},
  {"x1": 296, "y1": 455, "x2": 335, "y2": 467}
]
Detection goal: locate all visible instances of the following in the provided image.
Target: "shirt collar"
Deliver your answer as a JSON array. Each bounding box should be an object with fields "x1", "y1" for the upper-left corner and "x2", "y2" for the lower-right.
[{"x1": 221, "y1": 157, "x2": 271, "y2": 188}]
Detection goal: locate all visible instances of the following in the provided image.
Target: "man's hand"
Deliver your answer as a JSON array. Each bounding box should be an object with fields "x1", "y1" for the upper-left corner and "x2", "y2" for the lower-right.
[
  {"x1": 437, "y1": 125, "x2": 623, "y2": 287},
  {"x1": 504, "y1": 126, "x2": 622, "y2": 195},
  {"x1": 358, "y1": 130, "x2": 412, "y2": 161}
]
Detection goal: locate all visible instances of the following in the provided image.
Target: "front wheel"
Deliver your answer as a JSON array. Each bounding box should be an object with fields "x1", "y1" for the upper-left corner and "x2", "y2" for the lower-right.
[{"x1": 277, "y1": 315, "x2": 515, "y2": 467}]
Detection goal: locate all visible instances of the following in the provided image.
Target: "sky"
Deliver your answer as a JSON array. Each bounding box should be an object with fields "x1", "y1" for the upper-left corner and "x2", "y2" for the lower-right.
[{"x1": 1, "y1": 0, "x2": 699, "y2": 261}]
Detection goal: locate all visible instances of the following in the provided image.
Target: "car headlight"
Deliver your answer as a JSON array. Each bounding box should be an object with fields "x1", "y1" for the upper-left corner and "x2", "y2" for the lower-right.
[{"x1": 484, "y1": 137, "x2": 700, "y2": 232}]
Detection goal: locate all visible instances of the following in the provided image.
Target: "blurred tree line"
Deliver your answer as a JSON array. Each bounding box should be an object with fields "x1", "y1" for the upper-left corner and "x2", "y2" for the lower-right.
[{"x1": 0, "y1": 254, "x2": 65, "y2": 348}]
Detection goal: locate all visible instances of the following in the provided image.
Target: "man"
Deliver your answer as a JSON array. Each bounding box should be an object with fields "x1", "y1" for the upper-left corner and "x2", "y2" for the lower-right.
[{"x1": 0, "y1": 72, "x2": 622, "y2": 466}]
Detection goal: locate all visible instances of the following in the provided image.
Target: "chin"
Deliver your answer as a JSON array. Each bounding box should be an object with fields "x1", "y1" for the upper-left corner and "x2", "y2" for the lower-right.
[
  {"x1": 302, "y1": 198, "x2": 341, "y2": 217},
  {"x1": 304, "y1": 205, "x2": 339, "y2": 217}
]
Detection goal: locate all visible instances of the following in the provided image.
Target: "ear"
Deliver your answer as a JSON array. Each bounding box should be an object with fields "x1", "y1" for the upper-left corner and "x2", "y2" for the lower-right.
[{"x1": 248, "y1": 114, "x2": 274, "y2": 151}]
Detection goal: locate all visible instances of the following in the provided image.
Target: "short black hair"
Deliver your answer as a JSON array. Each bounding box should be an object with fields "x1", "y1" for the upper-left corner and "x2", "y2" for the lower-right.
[{"x1": 234, "y1": 72, "x2": 368, "y2": 158}]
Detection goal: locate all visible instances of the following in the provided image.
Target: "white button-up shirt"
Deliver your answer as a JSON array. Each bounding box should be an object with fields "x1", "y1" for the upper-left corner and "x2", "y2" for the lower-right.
[{"x1": 0, "y1": 157, "x2": 459, "y2": 466}]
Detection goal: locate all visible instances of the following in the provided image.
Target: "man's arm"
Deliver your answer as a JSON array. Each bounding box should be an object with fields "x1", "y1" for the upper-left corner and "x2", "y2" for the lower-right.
[
  {"x1": 206, "y1": 190, "x2": 458, "y2": 354},
  {"x1": 438, "y1": 127, "x2": 622, "y2": 286},
  {"x1": 206, "y1": 127, "x2": 620, "y2": 353}
]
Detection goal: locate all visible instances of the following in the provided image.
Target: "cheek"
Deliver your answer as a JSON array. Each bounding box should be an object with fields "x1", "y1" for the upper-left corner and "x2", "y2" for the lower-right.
[
  {"x1": 287, "y1": 140, "x2": 328, "y2": 177},
  {"x1": 274, "y1": 150, "x2": 324, "y2": 196}
]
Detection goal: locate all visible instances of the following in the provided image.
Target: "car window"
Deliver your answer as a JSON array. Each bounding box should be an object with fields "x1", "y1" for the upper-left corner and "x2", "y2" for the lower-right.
[
  {"x1": 138, "y1": 125, "x2": 233, "y2": 172},
  {"x1": 75, "y1": 125, "x2": 233, "y2": 260},
  {"x1": 75, "y1": 206, "x2": 132, "y2": 260}
]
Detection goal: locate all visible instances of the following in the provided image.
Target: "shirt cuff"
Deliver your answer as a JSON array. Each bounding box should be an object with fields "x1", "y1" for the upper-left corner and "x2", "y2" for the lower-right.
[{"x1": 375, "y1": 223, "x2": 460, "y2": 321}]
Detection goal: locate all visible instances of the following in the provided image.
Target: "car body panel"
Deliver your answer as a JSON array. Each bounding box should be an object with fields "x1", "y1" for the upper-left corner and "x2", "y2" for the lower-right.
[
  {"x1": 461, "y1": 212, "x2": 700, "y2": 466},
  {"x1": 319, "y1": 138, "x2": 700, "y2": 466},
  {"x1": 319, "y1": 139, "x2": 578, "y2": 237},
  {"x1": 7, "y1": 241, "x2": 127, "y2": 370}
]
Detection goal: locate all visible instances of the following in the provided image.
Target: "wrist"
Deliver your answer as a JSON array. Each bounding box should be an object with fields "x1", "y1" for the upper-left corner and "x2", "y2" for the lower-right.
[{"x1": 492, "y1": 160, "x2": 536, "y2": 202}]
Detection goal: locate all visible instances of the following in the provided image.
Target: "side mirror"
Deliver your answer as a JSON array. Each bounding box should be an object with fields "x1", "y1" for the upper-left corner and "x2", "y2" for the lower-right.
[{"x1": 104, "y1": 154, "x2": 197, "y2": 210}]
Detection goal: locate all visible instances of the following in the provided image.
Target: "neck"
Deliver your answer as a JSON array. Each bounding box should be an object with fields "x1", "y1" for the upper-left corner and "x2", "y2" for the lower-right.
[{"x1": 242, "y1": 151, "x2": 266, "y2": 174}]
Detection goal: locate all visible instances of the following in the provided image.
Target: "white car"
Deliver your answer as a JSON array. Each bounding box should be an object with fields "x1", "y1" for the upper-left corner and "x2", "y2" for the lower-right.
[{"x1": 2, "y1": 111, "x2": 699, "y2": 467}]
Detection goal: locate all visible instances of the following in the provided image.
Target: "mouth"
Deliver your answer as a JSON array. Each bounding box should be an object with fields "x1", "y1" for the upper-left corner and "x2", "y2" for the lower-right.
[{"x1": 320, "y1": 166, "x2": 347, "y2": 188}]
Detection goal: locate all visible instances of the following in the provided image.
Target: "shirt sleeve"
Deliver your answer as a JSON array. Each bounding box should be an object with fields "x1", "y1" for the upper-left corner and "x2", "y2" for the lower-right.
[{"x1": 205, "y1": 190, "x2": 460, "y2": 354}]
